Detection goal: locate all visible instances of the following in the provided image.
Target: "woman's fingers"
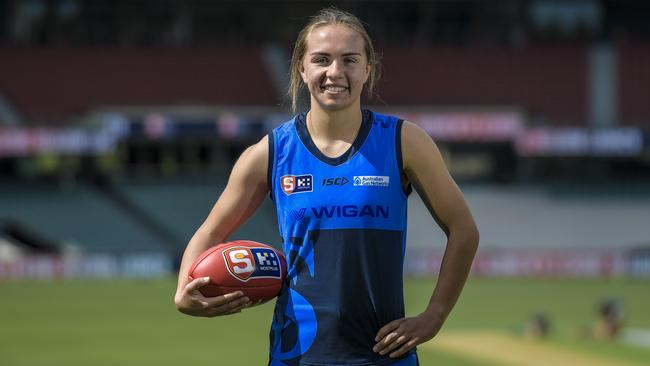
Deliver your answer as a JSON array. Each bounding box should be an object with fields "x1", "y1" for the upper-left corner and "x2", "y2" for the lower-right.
[
  {"x1": 181, "y1": 282, "x2": 250, "y2": 317},
  {"x1": 185, "y1": 276, "x2": 210, "y2": 293},
  {"x1": 376, "y1": 333, "x2": 409, "y2": 356},
  {"x1": 214, "y1": 300, "x2": 253, "y2": 316},
  {"x1": 203, "y1": 291, "x2": 246, "y2": 307},
  {"x1": 374, "y1": 319, "x2": 402, "y2": 342},
  {"x1": 389, "y1": 338, "x2": 420, "y2": 358},
  {"x1": 197, "y1": 291, "x2": 250, "y2": 317}
]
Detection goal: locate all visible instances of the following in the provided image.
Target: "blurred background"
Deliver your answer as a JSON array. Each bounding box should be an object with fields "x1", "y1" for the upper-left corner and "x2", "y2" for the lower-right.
[{"x1": 1, "y1": 1, "x2": 649, "y2": 365}]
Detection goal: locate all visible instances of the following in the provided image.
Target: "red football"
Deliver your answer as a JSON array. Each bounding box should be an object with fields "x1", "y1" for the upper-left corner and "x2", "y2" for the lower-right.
[{"x1": 188, "y1": 240, "x2": 286, "y2": 305}]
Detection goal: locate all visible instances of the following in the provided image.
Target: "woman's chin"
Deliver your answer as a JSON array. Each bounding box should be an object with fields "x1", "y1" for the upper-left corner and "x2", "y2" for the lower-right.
[{"x1": 314, "y1": 96, "x2": 359, "y2": 111}]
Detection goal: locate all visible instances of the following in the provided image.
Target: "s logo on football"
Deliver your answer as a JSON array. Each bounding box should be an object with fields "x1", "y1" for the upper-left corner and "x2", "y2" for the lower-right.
[
  {"x1": 223, "y1": 246, "x2": 282, "y2": 282},
  {"x1": 281, "y1": 174, "x2": 313, "y2": 195}
]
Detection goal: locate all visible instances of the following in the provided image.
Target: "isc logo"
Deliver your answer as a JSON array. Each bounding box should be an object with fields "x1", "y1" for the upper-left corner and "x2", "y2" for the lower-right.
[
  {"x1": 281, "y1": 174, "x2": 313, "y2": 195},
  {"x1": 223, "y1": 247, "x2": 282, "y2": 282},
  {"x1": 322, "y1": 177, "x2": 349, "y2": 186}
]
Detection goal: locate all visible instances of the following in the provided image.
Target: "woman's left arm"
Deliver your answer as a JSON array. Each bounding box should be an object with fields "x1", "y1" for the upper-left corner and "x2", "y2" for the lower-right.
[{"x1": 373, "y1": 121, "x2": 479, "y2": 358}]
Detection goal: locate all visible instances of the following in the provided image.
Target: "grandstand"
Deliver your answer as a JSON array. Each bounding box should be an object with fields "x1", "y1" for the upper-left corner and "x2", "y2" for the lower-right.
[
  {"x1": 2, "y1": 43, "x2": 648, "y2": 128},
  {"x1": 0, "y1": 46, "x2": 277, "y2": 124},
  {"x1": 113, "y1": 177, "x2": 279, "y2": 249},
  {"x1": 0, "y1": 181, "x2": 164, "y2": 253},
  {"x1": 409, "y1": 183, "x2": 650, "y2": 250}
]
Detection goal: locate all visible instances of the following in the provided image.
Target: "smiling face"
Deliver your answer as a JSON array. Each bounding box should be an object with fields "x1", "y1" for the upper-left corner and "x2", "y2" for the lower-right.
[{"x1": 300, "y1": 24, "x2": 371, "y2": 112}]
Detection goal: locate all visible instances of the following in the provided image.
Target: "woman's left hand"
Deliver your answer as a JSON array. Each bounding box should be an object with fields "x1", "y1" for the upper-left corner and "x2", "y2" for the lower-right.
[{"x1": 373, "y1": 312, "x2": 444, "y2": 358}]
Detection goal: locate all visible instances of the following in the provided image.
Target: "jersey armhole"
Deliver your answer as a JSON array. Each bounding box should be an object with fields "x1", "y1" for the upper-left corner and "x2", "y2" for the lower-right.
[
  {"x1": 267, "y1": 130, "x2": 275, "y2": 200},
  {"x1": 395, "y1": 119, "x2": 413, "y2": 197}
]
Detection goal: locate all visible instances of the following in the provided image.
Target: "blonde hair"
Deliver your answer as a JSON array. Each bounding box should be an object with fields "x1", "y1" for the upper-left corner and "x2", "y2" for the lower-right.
[{"x1": 288, "y1": 7, "x2": 381, "y2": 113}]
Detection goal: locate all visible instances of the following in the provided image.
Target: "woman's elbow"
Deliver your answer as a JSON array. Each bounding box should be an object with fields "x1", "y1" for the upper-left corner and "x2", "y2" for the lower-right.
[
  {"x1": 452, "y1": 220, "x2": 479, "y2": 252},
  {"x1": 468, "y1": 224, "x2": 480, "y2": 250}
]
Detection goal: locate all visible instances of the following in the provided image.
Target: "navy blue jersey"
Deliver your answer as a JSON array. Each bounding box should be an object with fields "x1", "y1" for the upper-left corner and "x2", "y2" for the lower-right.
[{"x1": 267, "y1": 110, "x2": 417, "y2": 366}]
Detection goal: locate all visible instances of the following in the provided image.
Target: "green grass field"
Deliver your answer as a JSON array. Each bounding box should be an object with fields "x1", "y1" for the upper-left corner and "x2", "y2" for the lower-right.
[{"x1": 1, "y1": 277, "x2": 649, "y2": 365}]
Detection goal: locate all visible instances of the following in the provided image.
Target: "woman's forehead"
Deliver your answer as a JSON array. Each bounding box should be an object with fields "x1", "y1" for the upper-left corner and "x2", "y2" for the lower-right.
[{"x1": 305, "y1": 24, "x2": 365, "y2": 55}]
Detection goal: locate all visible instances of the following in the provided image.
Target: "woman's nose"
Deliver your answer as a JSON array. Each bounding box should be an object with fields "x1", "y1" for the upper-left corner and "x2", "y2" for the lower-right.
[{"x1": 326, "y1": 60, "x2": 344, "y2": 79}]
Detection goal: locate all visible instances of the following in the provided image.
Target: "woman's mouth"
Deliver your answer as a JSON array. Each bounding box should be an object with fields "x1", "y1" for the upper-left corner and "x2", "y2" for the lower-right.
[{"x1": 321, "y1": 85, "x2": 348, "y2": 94}]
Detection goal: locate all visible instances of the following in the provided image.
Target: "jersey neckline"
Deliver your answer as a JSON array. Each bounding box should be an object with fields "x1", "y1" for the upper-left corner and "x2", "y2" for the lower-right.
[{"x1": 295, "y1": 109, "x2": 373, "y2": 166}]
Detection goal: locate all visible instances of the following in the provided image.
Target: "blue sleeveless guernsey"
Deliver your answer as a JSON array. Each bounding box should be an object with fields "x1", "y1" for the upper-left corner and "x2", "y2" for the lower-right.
[{"x1": 267, "y1": 109, "x2": 417, "y2": 366}]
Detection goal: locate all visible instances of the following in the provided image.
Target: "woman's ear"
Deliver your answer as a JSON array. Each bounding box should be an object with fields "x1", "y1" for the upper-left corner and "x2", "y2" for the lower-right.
[
  {"x1": 363, "y1": 63, "x2": 371, "y2": 84},
  {"x1": 299, "y1": 63, "x2": 307, "y2": 84}
]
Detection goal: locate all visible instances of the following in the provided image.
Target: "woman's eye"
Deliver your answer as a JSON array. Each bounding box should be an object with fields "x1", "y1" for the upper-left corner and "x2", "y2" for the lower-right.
[
  {"x1": 346, "y1": 58, "x2": 357, "y2": 63},
  {"x1": 314, "y1": 58, "x2": 328, "y2": 64}
]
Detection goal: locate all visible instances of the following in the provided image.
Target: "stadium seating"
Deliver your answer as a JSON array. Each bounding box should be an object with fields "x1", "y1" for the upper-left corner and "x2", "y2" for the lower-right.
[
  {"x1": 0, "y1": 173, "x2": 279, "y2": 256},
  {"x1": 113, "y1": 177, "x2": 280, "y2": 250},
  {"x1": 0, "y1": 182, "x2": 165, "y2": 253},
  {"x1": 407, "y1": 183, "x2": 650, "y2": 250},
  {"x1": 377, "y1": 45, "x2": 588, "y2": 125},
  {"x1": 619, "y1": 42, "x2": 650, "y2": 128},
  {"x1": 0, "y1": 46, "x2": 277, "y2": 125},
  {"x1": 2, "y1": 44, "x2": 649, "y2": 128}
]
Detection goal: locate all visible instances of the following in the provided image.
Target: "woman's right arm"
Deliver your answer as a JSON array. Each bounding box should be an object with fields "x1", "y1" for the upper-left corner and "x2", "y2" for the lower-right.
[{"x1": 174, "y1": 135, "x2": 271, "y2": 317}]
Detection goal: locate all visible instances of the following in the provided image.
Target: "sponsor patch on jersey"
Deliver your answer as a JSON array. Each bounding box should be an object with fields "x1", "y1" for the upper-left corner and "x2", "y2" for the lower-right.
[
  {"x1": 353, "y1": 175, "x2": 390, "y2": 187},
  {"x1": 281, "y1": 174, "x2": 313, "y2": 195},
  {"x1": 223, "y1": 246, "x2": 282, "y2": 282},
  {"x1": 310, "y1": 204, "x2": 390, "y2": 219}
]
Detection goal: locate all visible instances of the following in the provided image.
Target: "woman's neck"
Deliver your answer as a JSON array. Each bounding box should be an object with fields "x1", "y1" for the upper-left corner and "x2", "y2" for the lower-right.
[{"x1": 307, "y1": 104, "x2": 363, "y2": 142}]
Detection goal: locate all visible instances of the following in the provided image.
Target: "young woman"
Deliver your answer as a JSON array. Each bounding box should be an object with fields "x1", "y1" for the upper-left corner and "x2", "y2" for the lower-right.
[{"x1": 175, "y1": 8, "x2": 479, "y2": 366}]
